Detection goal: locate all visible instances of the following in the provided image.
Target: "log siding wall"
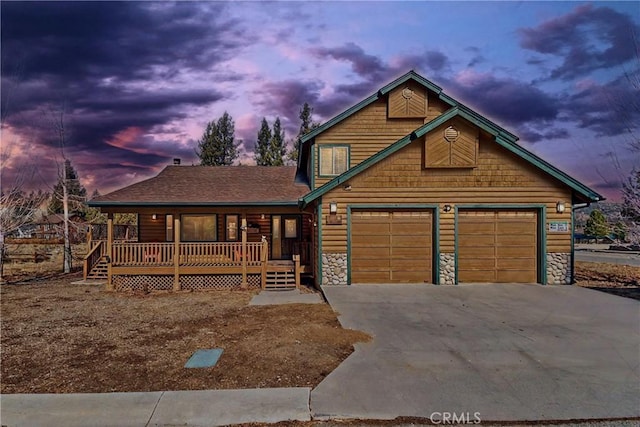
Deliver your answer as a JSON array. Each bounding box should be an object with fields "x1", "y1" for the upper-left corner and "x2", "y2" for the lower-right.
[{"x1": 320, "y1": 135, "x2": 572, "y2": 255}]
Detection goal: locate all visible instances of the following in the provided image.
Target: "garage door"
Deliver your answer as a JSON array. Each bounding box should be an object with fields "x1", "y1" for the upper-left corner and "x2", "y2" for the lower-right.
[
  {"x1": 458, "y1": 210, "x2": 538, "y2": 283},
  {"x1": 351, "y1": 210, "x2": 432, "y2": 283}
]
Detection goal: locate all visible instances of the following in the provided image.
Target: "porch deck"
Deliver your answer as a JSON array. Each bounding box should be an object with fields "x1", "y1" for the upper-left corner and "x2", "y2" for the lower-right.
[{"x1": 84, "y1": 240, "x2": 308, "y2": 291}]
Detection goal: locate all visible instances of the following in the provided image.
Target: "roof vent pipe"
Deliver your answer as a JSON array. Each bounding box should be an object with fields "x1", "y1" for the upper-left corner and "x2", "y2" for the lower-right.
[{"x1": 173, "y1": 158, "x2": 181, "y2": 165}]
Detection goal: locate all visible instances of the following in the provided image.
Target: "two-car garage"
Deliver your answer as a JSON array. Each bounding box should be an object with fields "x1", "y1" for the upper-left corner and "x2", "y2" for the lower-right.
[{"x1": 349, "y1": 208, "x2": 539, "y2": 284}]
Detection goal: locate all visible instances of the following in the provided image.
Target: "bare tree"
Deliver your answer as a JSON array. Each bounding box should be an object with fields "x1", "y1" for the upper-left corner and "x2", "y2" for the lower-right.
[{"x1": 0, "y1": 175, "x2": 48, "y2": 282}]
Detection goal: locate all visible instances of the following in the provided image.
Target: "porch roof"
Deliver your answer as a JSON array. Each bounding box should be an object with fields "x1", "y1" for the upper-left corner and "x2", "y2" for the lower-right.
[{"x1": 89, "y1": 166, "x2": 310, "y2": 207}]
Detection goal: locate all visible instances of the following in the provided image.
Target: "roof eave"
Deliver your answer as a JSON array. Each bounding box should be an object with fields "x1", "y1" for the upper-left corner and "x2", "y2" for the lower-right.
[{"x1": 88, "y1": 201, "x2": 302, "y2": 208}]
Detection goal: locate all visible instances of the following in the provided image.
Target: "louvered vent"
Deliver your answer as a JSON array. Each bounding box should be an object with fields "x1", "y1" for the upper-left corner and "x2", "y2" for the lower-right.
[{"x1": 444, "y1": 126, "x2": 459, "y2": 142}]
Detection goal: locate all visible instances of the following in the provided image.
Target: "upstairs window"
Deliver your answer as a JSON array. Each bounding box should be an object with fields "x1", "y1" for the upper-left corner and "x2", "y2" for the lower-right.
[{"x1": 319, "y1": 145, "x2": 349, "y2": 176}]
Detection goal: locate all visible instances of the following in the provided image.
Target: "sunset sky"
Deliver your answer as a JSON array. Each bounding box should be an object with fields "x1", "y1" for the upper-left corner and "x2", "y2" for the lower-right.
[{"x1": 1, "y1": 1, "x2": 638, "y2": 201}]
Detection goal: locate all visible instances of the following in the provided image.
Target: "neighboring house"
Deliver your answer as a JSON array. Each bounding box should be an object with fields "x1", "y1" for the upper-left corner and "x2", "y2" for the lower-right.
[
  {"x1": 88, "y1": 70, "x2": 602, "y2": 290},
  {"x1": 32, "y1": 213, "x2": 87, "y2": 243}
]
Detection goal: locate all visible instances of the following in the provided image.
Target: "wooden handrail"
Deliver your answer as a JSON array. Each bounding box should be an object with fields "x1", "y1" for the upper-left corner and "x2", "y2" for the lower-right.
[{"x1": 83, "y1": 240, "x2": 105, "y2": 279}]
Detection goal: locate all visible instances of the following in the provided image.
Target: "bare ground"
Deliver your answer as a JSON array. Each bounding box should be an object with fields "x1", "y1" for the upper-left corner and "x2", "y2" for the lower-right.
[
  {"x1": 1, "y1": 273, "x2": 369, "y2": 394},
  {"x1": 575, "y1": 261, "x2": 640, "y2": 300}
]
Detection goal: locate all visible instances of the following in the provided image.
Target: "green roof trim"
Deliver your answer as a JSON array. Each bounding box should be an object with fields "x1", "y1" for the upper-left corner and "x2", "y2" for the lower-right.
[
  {"x1": 299, "y1": 92, "x2": 380, "y2": 144},
  {"x1": 299, "y1": 70, "x2": 443, "y2": 146},
  {"x1": 378, "y1": 70, "x2": 442, "y2": 95},
  {"x1": 493, "y1": 135, "x2": 602, "y2": 201},
  {"x1": 88, "y1": 201, "x2": 300, "y2": 207},
  {"x1": 300, "y1": 108, "x2": 459, "y2": 207},
  {"x1": 299, "y1": 106, "x2": 603, "y2": 207}
]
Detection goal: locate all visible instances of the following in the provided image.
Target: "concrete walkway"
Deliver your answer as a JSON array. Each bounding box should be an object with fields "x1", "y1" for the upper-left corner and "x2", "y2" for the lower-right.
[
  {"x1": 1, "y1": 388, "x2": 311, "y2": 427},
  {"x1": 312, "y1": 284, "x2": 640, "y2": 421},
  {"x1": 250, "y1": 289, "x2": 324, "y2": 305}
]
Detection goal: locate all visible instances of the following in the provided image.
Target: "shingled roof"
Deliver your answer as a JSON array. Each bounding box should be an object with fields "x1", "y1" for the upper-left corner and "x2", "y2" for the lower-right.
[{"x1": 89, "y1": 166, "x2": 309, "y2": 206}]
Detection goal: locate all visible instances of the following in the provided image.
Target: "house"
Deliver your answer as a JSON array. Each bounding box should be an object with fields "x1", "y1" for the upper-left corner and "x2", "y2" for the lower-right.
[
  {"x1": 32, "y1": 213, "x2": 88, "y2": 243},
  {"x1": 87, "y1": 70, "x2": 602, "y2": 290}
]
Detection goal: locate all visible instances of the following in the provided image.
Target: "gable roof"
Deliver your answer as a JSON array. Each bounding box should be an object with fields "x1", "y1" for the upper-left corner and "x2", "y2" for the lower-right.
[
  {"x1": 299, "y1": 106, "x2": 603, "y2": 207},
  {"x1": 89, "y1": 166, "x2": 309, "y2": 207}
]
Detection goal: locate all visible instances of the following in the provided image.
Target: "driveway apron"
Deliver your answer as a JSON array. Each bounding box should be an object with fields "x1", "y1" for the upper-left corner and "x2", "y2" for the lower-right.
[{"x1": 312, "y1": 284, "x2": 640, "y2": 421}]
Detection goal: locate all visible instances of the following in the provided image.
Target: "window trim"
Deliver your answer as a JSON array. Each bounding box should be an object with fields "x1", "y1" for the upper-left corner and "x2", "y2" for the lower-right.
[
  {"x1": 318, "y1": 144, "x2": 350, "y2": 178},
  {"x1": 180, "y1": 214, "x2": 218, "y2": 242},
  {"x1": 225, "y1": 214, "x2": 239, "y2": 242}
]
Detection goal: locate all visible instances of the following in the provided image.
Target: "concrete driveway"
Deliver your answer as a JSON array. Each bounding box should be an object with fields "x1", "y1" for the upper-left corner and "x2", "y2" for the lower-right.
[{"x1": 312, "y1": 284, "x2": 640, "y2": 421}]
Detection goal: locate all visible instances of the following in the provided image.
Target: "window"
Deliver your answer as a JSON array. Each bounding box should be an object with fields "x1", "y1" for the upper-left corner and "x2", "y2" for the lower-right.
[
  {"x1": 166, "y1": 214, "x2": 174, "y2": 242},
  {"x1": 181, "y1": 214, "x2": 217, "y2": 241},
  {"x1": 226, "y1": 215, "x2": 239, "y2": 241},
  {"x1": 319, "y1": 146, "x2": 349, "y2": 176},
  {"x1": 284, "y1": 218, "x2": 298, "y2": 239}
]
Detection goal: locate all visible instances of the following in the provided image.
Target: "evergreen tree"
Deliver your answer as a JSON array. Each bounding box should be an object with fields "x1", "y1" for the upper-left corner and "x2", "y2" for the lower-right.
[
  {"x1": 269, "y1": 117, "x2": 286, "y2": 166},
  {"x1": 48, "y1": 159, "x2": 87, "y2": 214},
  {"x1": 287, "y1": 103, "x2": 320, "y2": 163},
  {"x1": 254, "y1": 118, "x2": 272, "y2": 166},
  {"x1": 584, "y1": 209, "x2": 610, "y2": 241},
  {"x1": 195, "y1": 112, "x2": 239, "y2": 166}
]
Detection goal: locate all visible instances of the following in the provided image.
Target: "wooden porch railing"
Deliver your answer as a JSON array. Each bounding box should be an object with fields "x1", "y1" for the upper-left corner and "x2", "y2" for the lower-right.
[
  {"x1": 110, "y1": 242, "x2": 264, "y2": 267},
  {"x1": 83, "y1": 240, "x2": 107, "y2": 279},
  {"x1": 112, "y1": 242, "x2": 174, "y2": 266}
]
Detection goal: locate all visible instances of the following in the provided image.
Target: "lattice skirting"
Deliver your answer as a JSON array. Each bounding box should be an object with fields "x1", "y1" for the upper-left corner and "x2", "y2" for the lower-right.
[
  {"x1": 113, "y1": 275, "x2": 173, "y2": 292},
  {"x1": 112, "y1": 274, "x2": 261, "y2": 291}
]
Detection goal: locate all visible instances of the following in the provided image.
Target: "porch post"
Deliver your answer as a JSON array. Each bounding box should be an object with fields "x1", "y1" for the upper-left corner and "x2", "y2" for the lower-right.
[
  {"x1": 241, "y1": 216, "x2": 248, "y2": 289},
  {"x1": 293, "y1": 254, "x2": 300, "y2": 289},
  {"x1": 173, "y1": 217, "x2": 180, "y2": 291},
  {"x1": 106, "y1": 214, "x2": 114, "y2": 291},
  {"x1": 261, "y1": 237, "x2": 268, "y2": 289}
]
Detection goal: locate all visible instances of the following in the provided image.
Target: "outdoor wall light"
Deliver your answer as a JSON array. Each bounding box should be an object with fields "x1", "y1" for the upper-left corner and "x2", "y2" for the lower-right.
[
  {"x1": 329, "y1": 201, "x2": 338, "y2": 215},
  {"x1": 443, "y1": 204, "x2": 452, "y2": 213},
  {"x1": 556, "y1": 201, "x2": 566, "y2": 213},
  {"x1": 151, "y1": 214, "x2": 157, "y2": 220}
]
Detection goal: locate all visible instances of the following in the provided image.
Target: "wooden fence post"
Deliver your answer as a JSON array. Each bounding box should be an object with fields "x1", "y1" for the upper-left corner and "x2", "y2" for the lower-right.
[{"x1": 106, "y1": 215, "x2": 114, "y2": 291}]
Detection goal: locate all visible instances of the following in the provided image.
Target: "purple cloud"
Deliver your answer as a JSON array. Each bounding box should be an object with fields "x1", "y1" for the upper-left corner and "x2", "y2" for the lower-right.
[{"x1": 518, "y1": 4, "x2": 639, "y2": 80}]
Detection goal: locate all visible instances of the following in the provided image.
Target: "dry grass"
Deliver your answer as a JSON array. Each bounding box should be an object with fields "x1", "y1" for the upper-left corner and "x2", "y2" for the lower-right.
[
  {"x1": 1, "y1": 274, "x2": 369, "y2": 394},
  {"x1": 575, "y1": 261, "x2": 640, "y2": 300}
]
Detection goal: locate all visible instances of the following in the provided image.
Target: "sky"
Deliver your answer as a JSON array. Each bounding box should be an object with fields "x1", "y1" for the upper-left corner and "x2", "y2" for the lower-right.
[{"x1": 1, "y1": 1, "x2": 639, "y2": 202}]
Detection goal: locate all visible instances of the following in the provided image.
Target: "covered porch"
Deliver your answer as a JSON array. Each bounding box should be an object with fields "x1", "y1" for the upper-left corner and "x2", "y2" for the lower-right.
[{"x1": 84, "y1": 208, "x2": 315, "y2": 291}]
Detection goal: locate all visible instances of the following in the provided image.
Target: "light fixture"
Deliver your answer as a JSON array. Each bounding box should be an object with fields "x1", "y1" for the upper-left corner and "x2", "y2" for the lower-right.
[
  {"x1": 443, "y1": 204, "x2": 452, "y2": 213},
  {"x1": 261, "y1": 214, "x2": 265, "y2": 220},
  {"x1": 329, "y1": 201, "x2": 338, "y2": 215},
  {"x1": 556, "y1": 201, "x2": 566, "y2": 213},
  {"x1": 152, "y1": 214, "x2": 157, "y2": 220}
]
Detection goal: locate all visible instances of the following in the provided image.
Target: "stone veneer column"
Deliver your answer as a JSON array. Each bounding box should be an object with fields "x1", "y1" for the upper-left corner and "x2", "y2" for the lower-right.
[
  {"x1": 546, "y1": 253, "x2": 572, "y2": 285},
  {"x1": 322, "y1": 253, "x2": 347, "y2": 285},
  {"x1": 439, "y1": 253, "x2": 456, "y2": 285}
]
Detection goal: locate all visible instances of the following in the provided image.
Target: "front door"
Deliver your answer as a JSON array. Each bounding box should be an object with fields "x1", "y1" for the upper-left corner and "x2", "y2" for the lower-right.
[{"x1": 271, "y1": 215, "x2": 301, "y2": 260}]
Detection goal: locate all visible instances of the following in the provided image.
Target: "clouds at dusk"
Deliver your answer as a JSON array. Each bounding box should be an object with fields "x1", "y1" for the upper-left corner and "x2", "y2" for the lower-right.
[{"x1": 1, "y1": 1, "x2": 638, "y2": 200}]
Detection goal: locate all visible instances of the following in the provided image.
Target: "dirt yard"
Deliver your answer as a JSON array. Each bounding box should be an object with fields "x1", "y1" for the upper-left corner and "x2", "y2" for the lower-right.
[
  {"x1": 575, "y1": 261, "x2": 640, "y2": 300},
  {"x1": 1, "y1": 274, "x2": 369, "y2": 394}
]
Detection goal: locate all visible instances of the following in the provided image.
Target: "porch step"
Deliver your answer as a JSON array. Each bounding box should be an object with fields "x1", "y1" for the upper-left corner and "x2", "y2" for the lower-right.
[
  {"x1": 87, "y1": 260, "x2": 108, "y2": 280},
  {"x1": 264, "y1": 261, "x2": 296, "y2": 290}
]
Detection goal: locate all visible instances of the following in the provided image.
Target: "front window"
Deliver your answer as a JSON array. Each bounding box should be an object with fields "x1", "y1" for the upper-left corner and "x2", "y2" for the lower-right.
[
  {"x1": 319, "y1": 145, "x2": 349, "y2": 176},
  {"x1": 181, "y1": 214, "x2": 217, "y2": 241}
]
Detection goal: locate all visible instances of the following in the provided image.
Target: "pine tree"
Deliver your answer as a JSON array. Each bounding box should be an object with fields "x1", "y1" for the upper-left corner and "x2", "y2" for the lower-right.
[
  {"x1": 269, "y1": 117, "x2": 286, "y2": 166},
  {"x1": 48, "y1": 159, "x2": 87, "y2": 214},
  {"x1": 195, "y1": 112, "x2": 239, "y2": 166},
  {"x1": 287, "y1": 103, "x2": 320, "y2": 164},
  {"x1": 254, "y1": 118, "x2": 272, "y2": 166},
  {"x1": 584, "y1": 209, "x2": 610, "y2": 241}
]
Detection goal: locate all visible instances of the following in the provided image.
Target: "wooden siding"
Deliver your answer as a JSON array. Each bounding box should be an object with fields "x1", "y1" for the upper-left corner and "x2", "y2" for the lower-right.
[
  {"x1": 139, "y1": 214, "x2": 165, "y2": 242},
  {"x1": 314, "y1": 98, "x2": 425, "y2": 188},
  {"x1": 320, "y1": 134, "x2": 572, "y2": 254},
  {"x1": 425, "y1": 117, "x2": 478, "y2": 168},
  {"x1": 388, "y1": 81, "x2": 427, "y2": 118}
]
